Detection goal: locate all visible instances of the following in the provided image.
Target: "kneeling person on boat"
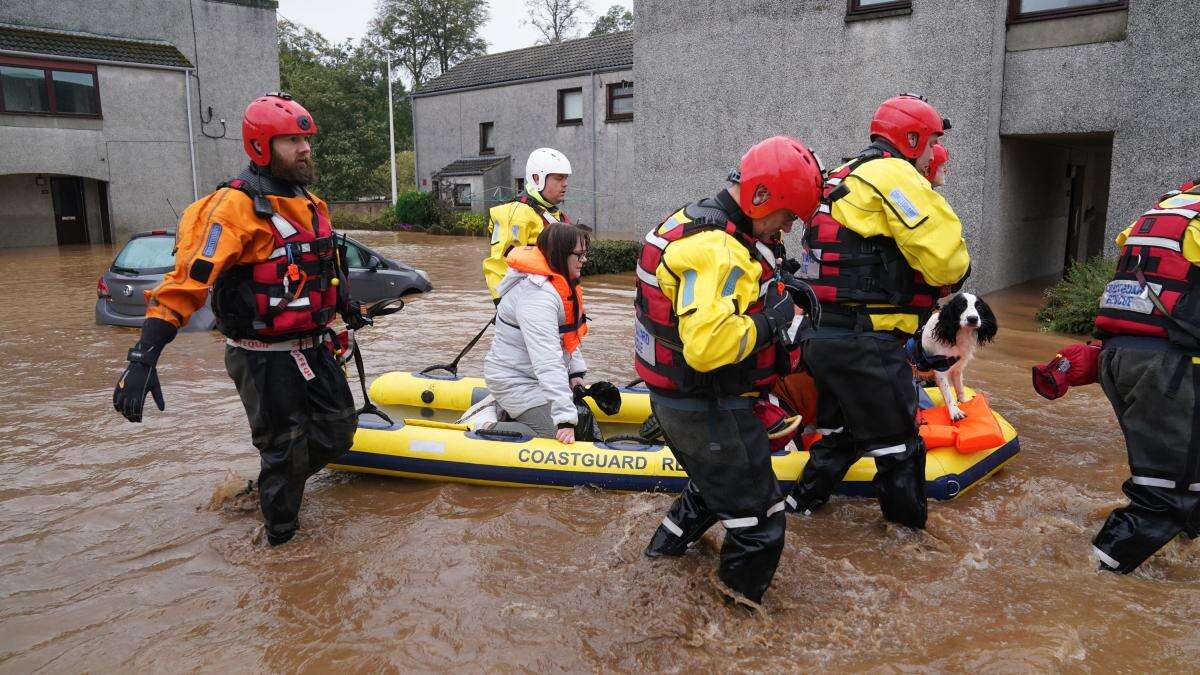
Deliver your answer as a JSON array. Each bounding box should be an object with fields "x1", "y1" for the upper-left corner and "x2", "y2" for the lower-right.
[{"x1": 484, "y1": 223, "x2": 590, "y2": 444}]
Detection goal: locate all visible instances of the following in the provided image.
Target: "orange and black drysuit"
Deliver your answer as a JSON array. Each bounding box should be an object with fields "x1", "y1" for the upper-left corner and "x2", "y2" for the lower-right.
[
  {"x1": 1090, "y1": 181, "x2": 1200, "y2": 572},
  {"x1": 141, "y1": 164, "x2": 362, "y2": 545},
  {"x1": 637, "y1": 189, "x2": 801, "y2": 605}
]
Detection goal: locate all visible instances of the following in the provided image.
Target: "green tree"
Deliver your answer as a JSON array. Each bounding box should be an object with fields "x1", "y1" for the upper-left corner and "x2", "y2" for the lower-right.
[
  {"x1": 370, "y1": 0, "x2": 488, "y2": 86},
  {"x1": 278, "y1": 19, "x2": 412, "y2": 200},
  {"x1": 589, "y1": 5, "x2": 632, "y2": 36}
]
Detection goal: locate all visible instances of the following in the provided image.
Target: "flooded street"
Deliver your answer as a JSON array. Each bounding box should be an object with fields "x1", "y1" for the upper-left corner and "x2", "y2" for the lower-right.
[{"x1": 2, "y1": 232, "x2": 1198, "y2": 672}]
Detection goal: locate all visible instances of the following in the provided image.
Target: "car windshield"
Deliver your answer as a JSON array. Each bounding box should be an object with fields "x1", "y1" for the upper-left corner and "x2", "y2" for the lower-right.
[{"x1": 113, "y1": 236, "x2": 175, "y2": 271}]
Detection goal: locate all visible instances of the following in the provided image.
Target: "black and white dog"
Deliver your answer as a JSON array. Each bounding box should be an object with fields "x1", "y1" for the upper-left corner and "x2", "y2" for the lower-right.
[{"x1": 908, "y1": 292, "x2": 998, "y2": 420}]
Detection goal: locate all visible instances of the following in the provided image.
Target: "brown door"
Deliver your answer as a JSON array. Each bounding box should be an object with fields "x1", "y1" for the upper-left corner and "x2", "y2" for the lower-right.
[{"x1": 50, "y1": 177, "x2": 89, "y2": 245}]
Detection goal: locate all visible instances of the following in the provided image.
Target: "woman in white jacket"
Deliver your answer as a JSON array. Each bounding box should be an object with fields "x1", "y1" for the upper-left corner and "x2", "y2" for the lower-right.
[{"x1": 484, "y1": 223, "x2": 590, "y2": 443}]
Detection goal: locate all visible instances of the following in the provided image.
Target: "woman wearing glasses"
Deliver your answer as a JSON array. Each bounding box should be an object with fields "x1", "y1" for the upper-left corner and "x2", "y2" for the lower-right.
[{"x1": 484, "y1": 223, "x2": 592, "y2": 443}]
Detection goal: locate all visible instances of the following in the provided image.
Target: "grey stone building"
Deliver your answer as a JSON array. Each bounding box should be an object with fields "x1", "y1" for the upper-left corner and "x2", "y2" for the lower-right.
[
  {"x1": 633, "y1": 0, "x2": 1195, "y2": 293},
  {"x1": 0, "y1": 0, "x2": 278, "y2": 248},
  {"x1": 412, "y1": 31, "x2": 636, "y2": 237}
]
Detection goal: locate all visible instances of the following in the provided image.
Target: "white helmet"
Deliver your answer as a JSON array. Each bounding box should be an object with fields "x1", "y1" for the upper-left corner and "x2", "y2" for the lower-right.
[{"x1": 525, "y1": 147, "x2": 572, "y2": 192}]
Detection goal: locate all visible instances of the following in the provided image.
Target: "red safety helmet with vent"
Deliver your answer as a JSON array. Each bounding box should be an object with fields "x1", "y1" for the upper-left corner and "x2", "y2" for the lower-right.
[
  {"x1": 869, "y1": 94, "x2": 949, "y2": 160},
  {"x1": 242, "y1": 91, "x2": 317, "y2": 166},
  {"x1": 925, "y1": 143, "x2": 949, "y2": 182},
  {"x1": 738, "y1": 136, "x2": 825, "y2": 221}
]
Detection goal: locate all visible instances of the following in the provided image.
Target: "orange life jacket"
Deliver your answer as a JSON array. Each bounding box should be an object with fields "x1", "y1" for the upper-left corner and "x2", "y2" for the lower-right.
[
  {"x1": 504, "y1": 246, "x2": 588, "y2": 353},
  {"x1": 918, "y1": 393, "x2": 1005, "y2": 454}
]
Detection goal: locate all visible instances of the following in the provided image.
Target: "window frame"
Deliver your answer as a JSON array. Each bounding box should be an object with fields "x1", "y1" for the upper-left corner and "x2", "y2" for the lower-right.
[
  {"x1": 453, "y1": 183, "x2": 472, "y2": 207},
  {"x1": 557, "y1": 87, "x2": 583, "y2": 127},
  {"x1": 845, "y1": 0, "x2": 912, "y2": 20},
  {"x1": 605, "y1": 81, "x2": 633, "y2": 123},
  {"x1": 0, "y1": 56, "x2": 102, "y2": 118},
  {"x1": 1006, "y1": 0, "x2": 1127, "y2": 24},
  {"x1": 479, "y1": 121, "x2": 494, "y2": 155}
]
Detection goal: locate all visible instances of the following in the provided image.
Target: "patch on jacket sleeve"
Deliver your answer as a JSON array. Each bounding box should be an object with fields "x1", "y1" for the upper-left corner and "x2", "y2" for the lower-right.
[
  {"x1": 189, "y1": 258, "x2": 215, "y2": 283},
  {"x1": 888, "y1": 188, "x2": 922, "y2": 221},
  {"x1": 202, "y1": 223, "x2": 222, "y2": 257}
]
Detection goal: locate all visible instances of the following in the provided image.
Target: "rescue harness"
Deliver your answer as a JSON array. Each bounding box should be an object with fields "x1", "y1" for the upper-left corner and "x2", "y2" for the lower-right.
[
  {"x1": 1094, "y1": 186, "x2": 1200, "y2": 352},
  {"x1": 798, "y1": 146, "x2": 954, "y2": 331},
  {"x1": 210, "y1": 178, "x2": 342, "y2": 342},
  {"x1": 634, "y1": 200, "x2": 800, "y2": 398}
]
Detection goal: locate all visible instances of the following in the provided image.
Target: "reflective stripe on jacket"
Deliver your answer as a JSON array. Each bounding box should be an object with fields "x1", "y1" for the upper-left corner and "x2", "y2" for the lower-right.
[{"x1": 1095, "y1": 187, "x2": 1200, "y2": 350}]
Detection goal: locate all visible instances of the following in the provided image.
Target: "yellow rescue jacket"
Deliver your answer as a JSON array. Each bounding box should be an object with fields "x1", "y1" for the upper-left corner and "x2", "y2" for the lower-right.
[
  {"x1": 483, "y1": 193, "x2": 568, "y2": 299},
  {"x1": 822, "y1": 156, "x2": 970, "y2": 335}
]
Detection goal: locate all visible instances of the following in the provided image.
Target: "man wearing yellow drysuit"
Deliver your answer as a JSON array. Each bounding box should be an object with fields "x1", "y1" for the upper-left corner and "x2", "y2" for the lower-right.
[
  {"x1": 482, "y1": 147, "x2": 572, "y2": 301},
  {"x1": 1091, "y1": 178, "x2": 1200, "y2": 573},
  {"x1": 635, "y1": 136, "x2": 824, "y2": 605},
  {"x1": 784, "y1": 94, "x2": 970, "y2": 529}
]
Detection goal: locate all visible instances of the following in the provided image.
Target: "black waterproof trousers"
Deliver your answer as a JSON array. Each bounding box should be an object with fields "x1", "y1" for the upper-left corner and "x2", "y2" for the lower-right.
[
  {"x1": 226, "y1": 343, "x2": 357, "y2": 545},
  {"x1": 1093, "y1": 340, "x2": 1200, "y2": 573},
  {"x1": 644, "y1": 395, "x2": 786, "y2": 604},
  {"x1": 785, "y1": 333, "x2": 927, "y2": 529}
]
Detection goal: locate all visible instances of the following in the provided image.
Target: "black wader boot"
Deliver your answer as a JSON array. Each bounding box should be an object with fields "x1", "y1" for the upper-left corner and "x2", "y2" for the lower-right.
[
  {"x1": 645, "y1": 397, "x2": 787, "y2": 604},
  {"x1": 1094, "y1": 344, "x2": 1200, "y2": 572},
  {"x1": 226, "y1": 343, "x2": 357, "y2": 545}
]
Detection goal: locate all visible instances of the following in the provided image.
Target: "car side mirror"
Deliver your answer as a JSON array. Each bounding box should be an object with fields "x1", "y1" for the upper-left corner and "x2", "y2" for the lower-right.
[{"x1": 367, "y1": 255, "x2": 382, "y2": 272}]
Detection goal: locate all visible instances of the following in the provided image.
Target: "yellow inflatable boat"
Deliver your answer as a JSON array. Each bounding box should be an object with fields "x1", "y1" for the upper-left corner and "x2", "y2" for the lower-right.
[
  {"x1": 337, "y1": 373, "x2": 1020, "y2": 500},
  {"x1": 369, "y1": 371, "x2": 651, "y2": 424}
]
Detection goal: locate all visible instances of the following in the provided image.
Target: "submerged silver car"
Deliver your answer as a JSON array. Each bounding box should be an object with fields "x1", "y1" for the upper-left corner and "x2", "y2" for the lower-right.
[{"x1": 96, "y1": 231, "x2": 431, "y2": 330}]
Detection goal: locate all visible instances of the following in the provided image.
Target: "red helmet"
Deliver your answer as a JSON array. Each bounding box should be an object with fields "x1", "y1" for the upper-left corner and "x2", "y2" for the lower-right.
[
  {"x1": 925, "y1": 143, "x2": 949, "y2": 182},
  {"x1": 870, "y1": 94, "x2": 947, "y2": 160},
  {"x1": 738, "y1": 136, "x2": 824, "y2": 221},
  {"x1": 242, "y1": 91, "x2": 317, "y2": 166}
]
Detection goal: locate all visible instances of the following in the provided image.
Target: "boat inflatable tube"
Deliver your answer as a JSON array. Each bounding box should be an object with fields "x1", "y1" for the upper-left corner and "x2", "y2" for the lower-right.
[
  {"x1": 337, "y1": 382, "x2": 1020, "y2": 500},
  {"x1": 370, "y1": 371, "x2": 652, "y2": 425}
]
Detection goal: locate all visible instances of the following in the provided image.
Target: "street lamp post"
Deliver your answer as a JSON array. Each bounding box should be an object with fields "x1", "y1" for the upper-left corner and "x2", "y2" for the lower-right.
[{"x1": 386, "y1": 52, "x2": 398, "y2": 206}]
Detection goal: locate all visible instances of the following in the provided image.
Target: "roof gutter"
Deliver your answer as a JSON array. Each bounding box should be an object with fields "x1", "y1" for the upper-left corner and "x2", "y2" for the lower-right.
[
  {"x1": 411, "y1": 64, "x2": 631, "y2": 99},
  {"x1": 0, "y1": 49, "x2": 193, "y2": 72}
]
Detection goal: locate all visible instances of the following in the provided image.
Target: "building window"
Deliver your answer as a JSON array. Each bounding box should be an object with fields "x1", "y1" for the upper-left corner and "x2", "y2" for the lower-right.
[
  {"x1": 606, "y1": 81, "x2": 632, "y2": 122},
  {"x1": 0, "y1": 60, "x2": 100, "y2": 117},
  {"x1": 1007, "y1": 0, "x2": 1126, "y2": 23},
  {"x1": 479, "y1": 122, "x2": 494, "y2": 154},
  {"x1": 557, "y1": 87, "x2": 583, "y2": 126},
  {"x1": 845, "y1": 0, "x2": 912, "y2": 20},
  {"x1": 453, "y1": 184, "x2": 472, "y2": 207}
]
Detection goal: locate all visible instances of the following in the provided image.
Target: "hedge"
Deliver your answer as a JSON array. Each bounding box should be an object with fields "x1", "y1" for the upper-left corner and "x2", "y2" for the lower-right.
[
  {"x1": 581, "y1": 239, "x2": 639, "y2": 276},
  {"x1": 1035, "y1": 255, "x2": 1116, "y2": 335}
]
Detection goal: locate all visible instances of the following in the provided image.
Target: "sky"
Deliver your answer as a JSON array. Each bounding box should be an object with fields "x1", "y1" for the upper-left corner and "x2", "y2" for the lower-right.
[{"x1": 276, "y1": 0, "x2": 618, "y2": 55}]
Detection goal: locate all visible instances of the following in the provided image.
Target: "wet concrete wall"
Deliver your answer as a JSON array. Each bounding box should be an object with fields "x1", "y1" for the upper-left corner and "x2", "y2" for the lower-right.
[
  {"x1": 632, "y1": 0, "x2": 1194, "y2": 292},
  {"x1": 0, "y1": 175, "x2": 57, "y2": 247},
  {"x1": 0, "y1": 0, "x2": 278, "y2": 245}
]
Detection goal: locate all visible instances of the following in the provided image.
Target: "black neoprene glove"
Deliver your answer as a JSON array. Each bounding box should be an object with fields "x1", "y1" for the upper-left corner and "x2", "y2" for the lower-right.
[
  {"x1": 113, "y1": 317, "x2": 177, "y2": 423},
  {"x1": 778, "y1": 270, "x2": 822, "y2": 330},
  {"x1": 753, "y1": 279, "x2": 796, "y2": 349}
]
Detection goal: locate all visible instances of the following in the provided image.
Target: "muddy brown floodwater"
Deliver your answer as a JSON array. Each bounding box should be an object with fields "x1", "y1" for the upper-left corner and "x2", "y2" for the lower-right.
[{"x1": 2, "y1": 231, "x2": 1198, "y2": 672}]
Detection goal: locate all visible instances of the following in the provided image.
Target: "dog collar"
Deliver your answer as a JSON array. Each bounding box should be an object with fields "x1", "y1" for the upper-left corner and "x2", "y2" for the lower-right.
[{"x1": 905, "y1": 335, "x2": 959, "y2": 372}]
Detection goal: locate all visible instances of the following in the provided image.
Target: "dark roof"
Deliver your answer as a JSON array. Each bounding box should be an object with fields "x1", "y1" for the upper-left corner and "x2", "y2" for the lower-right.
[
  {"x1": 416, "y1": 31, "x2": 633, "y2": 96},
  {"x1": 434, "y1": 155, "x2": 510, "y2": 177},
  {"x1": 0, "y1": 23, "x2": 193, "y2": 69}
]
